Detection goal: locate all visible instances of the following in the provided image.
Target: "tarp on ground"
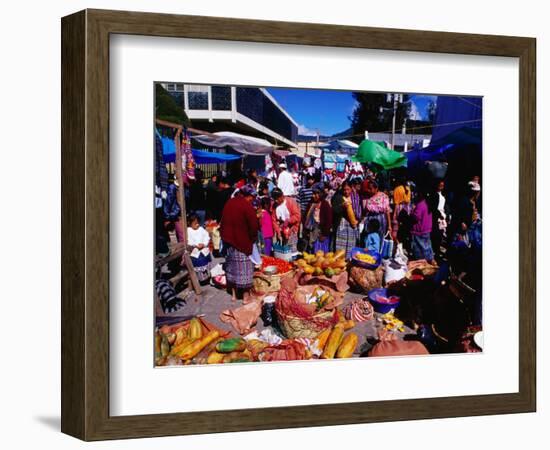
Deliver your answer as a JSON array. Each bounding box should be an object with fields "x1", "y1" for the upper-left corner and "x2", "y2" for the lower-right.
[
  {"x1": 191, "y1": 131, "x2": 274, "y2": 156},
  {"x1": 160, "y1": 136, "x2": 241, "y2": 164},
  {"x1": 351, "y1": 139, "x2": 407, "y2": 169}
]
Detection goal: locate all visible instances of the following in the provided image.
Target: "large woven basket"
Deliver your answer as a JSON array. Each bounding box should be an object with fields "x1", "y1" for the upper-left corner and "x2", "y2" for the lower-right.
[
  {"x1": 275, "y1": 285, "x2": 341, "y2": 339},
  {"x1": 277, "y1": 309, "x2": 337, "y2": 339}
]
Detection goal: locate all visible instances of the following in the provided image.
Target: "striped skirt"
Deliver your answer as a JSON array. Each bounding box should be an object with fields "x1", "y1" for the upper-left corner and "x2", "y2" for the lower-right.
[
  {"x1": 225, "y1": 246, "x2": 255, "y2": 289},
  {"x1": 191, "y1": 253, "x2": 212, "y2": 283},
  {"x1": 311, "y1": 236, "x2": 331, "y2": 254},
  {"x1": 335, "y1": 219, "x2": 359, "y2": 260}
]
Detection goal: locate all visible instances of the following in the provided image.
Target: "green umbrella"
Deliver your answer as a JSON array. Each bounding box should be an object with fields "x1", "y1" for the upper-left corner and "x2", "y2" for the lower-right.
[{"x1": 351, "y1": 139, "x2": 407, "y2": 170}]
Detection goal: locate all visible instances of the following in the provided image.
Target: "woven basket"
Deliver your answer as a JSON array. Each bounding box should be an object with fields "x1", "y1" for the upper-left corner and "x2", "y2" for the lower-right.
[
  {"x1": 252, "y1": 270, "x2": 294, "y2": 295},
  {"x1": 277, "y1": 309, "x2": 337, "y2": 339},
  {"x1": 275, "y1": 285, "x2": 341, "y2": 339}
]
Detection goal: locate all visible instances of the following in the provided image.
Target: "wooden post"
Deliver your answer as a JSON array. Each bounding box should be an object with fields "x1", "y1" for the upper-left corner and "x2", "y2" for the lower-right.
[{"x1": 174, "y1": 128, "x2": 202, "y2": 295}]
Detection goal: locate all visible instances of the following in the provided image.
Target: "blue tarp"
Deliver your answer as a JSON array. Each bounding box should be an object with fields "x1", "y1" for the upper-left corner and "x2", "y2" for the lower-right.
[
  {"x1": 159, "y1": 136, "x2": 241, "y2": 164},
  {"x1": 430, "y1": 96, "x2": 482, "y2": 142},
  {"x1": 191, "y1": 149, "x2": 242, "y2": 164},
  {"x1": 405, "y1": 126, "x2": 482, "y2": 191}
]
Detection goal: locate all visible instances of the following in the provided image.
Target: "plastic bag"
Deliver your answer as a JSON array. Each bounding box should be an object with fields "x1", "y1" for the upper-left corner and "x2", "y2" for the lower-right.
[
  {"x1": 383, "y1": 258, "x2": 407, "y2": 285},
  {"x1": 381, "y1": 232, "x2": 394, "y2": 260},
  {"x1": 394, "y1": 242, "x2": 408, "y2": 266}
]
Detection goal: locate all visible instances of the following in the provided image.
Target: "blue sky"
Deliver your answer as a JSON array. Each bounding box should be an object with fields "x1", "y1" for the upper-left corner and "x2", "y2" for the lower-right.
[{"x1": 267, "y1": 87, "x2": 436, "y2": 137}]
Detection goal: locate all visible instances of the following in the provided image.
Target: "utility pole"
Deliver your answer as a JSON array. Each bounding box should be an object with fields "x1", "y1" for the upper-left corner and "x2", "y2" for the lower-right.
[
  {"x1": 382, "y1": 93, "x2": 407, "y2": 150},
  {"x1": 391, "y1": 95, "x2": 398, "y2": 150}
]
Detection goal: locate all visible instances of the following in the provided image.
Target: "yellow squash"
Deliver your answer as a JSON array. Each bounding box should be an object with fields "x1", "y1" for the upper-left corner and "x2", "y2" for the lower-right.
[
  {"x1": 321, "y1": 324, "x2": 345, "y2": 359},
  {"x1": 314, "y1": 327, "x2": 332, "y2": 352},
  {"x1": 188, "y1": 318, "x2": 203, "y2": 340},
  {"x1": 177, "y1": 330, "x2": 220, "y2": 360},
  {"x1": 342, "y1": 319, "x2": 356, "y2": 330},
  {"x1": 336, "y1": 333, "x2": 358, "y2": 358},
  {"x1": 173, "y1": 327, "x2": 187, "y2": 346},
  {"x1": 169, "y1": 337, "x2": 195, "y2": 356},
  {"x1": 206, "y1": 351, "x2": 225, "y2": 364}
]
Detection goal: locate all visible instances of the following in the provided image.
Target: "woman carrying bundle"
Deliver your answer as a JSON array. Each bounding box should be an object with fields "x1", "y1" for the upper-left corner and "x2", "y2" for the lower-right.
[
  {"x1": 303, "y1": 184, "x2": 333, "y2": 253},
  {"x1": 332, "y1": 180, "x2": 361, "y2": 259},
  {"x1": 271, "y1": 188, "x2": 301, "y2": 253}
]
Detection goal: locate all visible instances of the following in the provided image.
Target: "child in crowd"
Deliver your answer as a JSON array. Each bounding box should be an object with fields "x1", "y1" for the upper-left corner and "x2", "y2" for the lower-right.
[
  {"x1": 259, "y1": 197, "x2": 274, "y2": 256},
  {"x1": 187, "y1": 214, "x2": 212, "y2": 285},
  {"x1": 365, "y1": 218, "x2": 381, "y2": 253}
]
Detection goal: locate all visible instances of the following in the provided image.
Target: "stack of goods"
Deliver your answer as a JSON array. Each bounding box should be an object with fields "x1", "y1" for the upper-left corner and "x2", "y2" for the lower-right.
[
  {"x1": 377, "y1": 311, "x2": 405, "y2": 333},
  {"x1": 294, "y1": 250, "x2": 349, "y2": 292},
  {"x1": 349, "y1": 265, "x2": 384, "y2": 293},
  {"x1": 406, "y1": 259, "x2": 439, "y2": 281},
  {"x1": 275, "y1": 279, "x2": 343, "y2": 339},
  {"x1": 155, "y1": 317, "x2": 226, "y2": 366},
  {"x1": 351, "y1": 248, "x2": 381, "y2": 269},
  {"x1": 252, "y1": 256, "x2": 294, "y2": 295},
  {"x1": 295, "y1": 250, "x2": 347, "y2": 278}
]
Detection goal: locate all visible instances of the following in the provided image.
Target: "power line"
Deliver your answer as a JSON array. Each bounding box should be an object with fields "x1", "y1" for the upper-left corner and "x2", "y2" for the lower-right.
[{"x1": 315, "y1": 118, "x2": 482, "y2": 143}]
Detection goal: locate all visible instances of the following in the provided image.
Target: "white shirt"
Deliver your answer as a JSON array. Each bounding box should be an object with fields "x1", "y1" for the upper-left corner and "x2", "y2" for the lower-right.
[
  {"x1": 275, "y1": 201, "x2": 291, "y2": 222},
  {"x1": 437, "y1": 192, "x2": 446, "y2": 219},
  {"x1": 187, "y1": 226, "x2": 210, "y2": 256},
  {"x1": 277, "y1": 170, "x2": 296, "y2": 196}
]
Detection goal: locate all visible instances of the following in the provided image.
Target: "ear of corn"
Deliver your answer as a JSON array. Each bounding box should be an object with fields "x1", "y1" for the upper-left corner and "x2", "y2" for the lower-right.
[
  {"x1": 206, "y1": 351, "x2": 225, "y2": 364},
  {"x1": 154, "y1": 333, "x2": 162, "y2": 358},
  {"x1": 321, "y1": 324, "x2": 345, "y2": 359},
  {"x1": 169, "y1": 337, "x2": 195, "y2": 356},
  {"x1": 177, "y1": 330, "x2": 220, "y2": 360},
  {"x1": 343, "y1": 319, "x2": 356, "y2": 330},
  {"x1": 173, "y1": 327, "x2": 187, "y2": 346},
  {"x1": 188, "y1": 318, "x2": 203, "y2": 340},
  {"x1": 314, "y1": 327, "x2": 332, "y2": 352},
  {"x1": 336, "y1": 333, "x2": 359, "y2": 358},
  {"x1": 160, "y1": 335, "x2": 170, "y2": 357}
]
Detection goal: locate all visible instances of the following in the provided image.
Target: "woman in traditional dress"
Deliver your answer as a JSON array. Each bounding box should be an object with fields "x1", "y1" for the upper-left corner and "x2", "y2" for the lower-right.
[
  {"x1": 391, "y1": 175, "x2": 413, "y2": 250},
  {"x1": 304, "y1": 184, "x2": 333, "y2": 253},
  {"x1": 220, "y1": 184, "x2": 259, "y2": 301},
  {"x1": 332, "y1": 180, "x2": 361, "y2": 259},
  {"x1": 270, "y1": 188, "x2": 301, "y2": 253},
  {"x1": 410, "y1": 190, "x2": 435, "y2": 263},
  {"x1": 361, "y1": 179, "x2": 392, "y2": 244}
]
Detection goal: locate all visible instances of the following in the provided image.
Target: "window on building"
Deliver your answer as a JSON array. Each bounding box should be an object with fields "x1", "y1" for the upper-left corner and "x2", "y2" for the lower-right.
[
  {"x1": 187, "y1": 85, "x2": 209, "y2": 110},
  {"x1": 211, "y1": 86, "x2": 231, "y2": 111}
]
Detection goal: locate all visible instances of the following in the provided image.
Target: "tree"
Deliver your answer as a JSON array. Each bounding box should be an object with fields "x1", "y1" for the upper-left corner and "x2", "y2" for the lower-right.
[
  {"x1": 349, "y1": 92, "x2": 412, "y2": 136},
  {"x1": 155, "y1": 83, "x2": 190, "y2": 126}
]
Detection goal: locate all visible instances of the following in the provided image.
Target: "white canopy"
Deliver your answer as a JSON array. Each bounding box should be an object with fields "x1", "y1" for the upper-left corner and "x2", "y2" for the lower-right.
[{"x1": 192, "y1": 131, "x2": 274, "y2": 156}]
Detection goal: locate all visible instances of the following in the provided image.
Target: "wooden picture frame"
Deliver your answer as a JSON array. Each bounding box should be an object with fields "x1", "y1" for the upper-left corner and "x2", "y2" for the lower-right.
[{"x1": 61, "y1": 9, "x2": 536, "y2": 441}]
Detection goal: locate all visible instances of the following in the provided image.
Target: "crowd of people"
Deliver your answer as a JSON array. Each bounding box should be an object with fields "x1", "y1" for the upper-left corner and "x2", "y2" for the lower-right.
[{"x1": 155, "y1": 159, "x2": 482, "y2": 309}]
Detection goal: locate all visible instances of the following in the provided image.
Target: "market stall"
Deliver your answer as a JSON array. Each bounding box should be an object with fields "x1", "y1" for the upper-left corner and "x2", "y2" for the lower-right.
[{"x1": 154, "y1": 239, "x2": 481, "y2": 367}]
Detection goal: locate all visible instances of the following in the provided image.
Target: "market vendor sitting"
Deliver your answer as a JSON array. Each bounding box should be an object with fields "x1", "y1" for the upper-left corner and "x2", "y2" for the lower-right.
[{"x1": 187, "y1": 214, "x2": 212, "y2": 285}]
